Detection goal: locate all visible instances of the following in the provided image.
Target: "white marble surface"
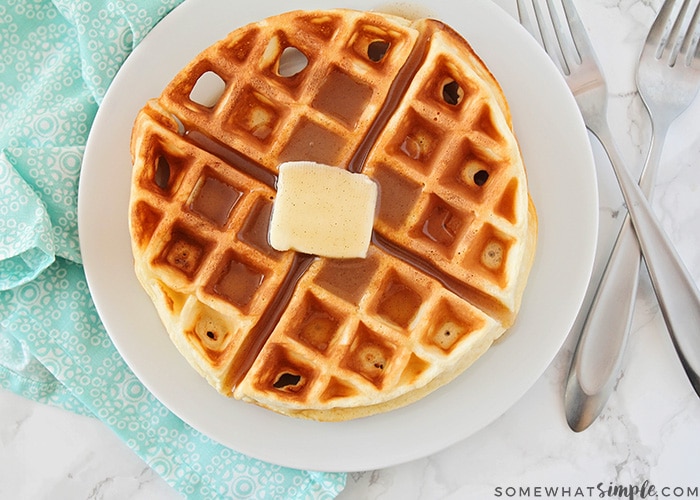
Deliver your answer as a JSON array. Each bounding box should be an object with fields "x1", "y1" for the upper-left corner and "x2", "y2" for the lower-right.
[{"x1": 2, "y1": 0, "x2": 700, "y2": 498}]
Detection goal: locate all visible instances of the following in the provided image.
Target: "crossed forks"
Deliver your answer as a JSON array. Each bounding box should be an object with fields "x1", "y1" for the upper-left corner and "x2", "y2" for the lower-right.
[{"x1": 516, "y1": 0, "x2": 700, "y2": 430}]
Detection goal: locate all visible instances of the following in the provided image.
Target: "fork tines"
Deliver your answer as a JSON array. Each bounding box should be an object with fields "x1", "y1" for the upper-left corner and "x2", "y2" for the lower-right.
[
  {"x1": 651, "y1": 0, "x2": 700, "y2": 67},
  {"x1": 516, "y1": 0, "x2": 594, "y2": 76}
]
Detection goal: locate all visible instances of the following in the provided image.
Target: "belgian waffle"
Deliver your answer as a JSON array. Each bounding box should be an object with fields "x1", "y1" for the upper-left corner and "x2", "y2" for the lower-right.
[{"x1": 129, "y1": 9, "x2": 537, "y2": 421}]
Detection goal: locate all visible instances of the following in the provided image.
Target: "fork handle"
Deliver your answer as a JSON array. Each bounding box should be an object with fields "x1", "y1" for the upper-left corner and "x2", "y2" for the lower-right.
[
  {"x1": 592, "y1": 124, "x2": 700, "y2": 396},
  {"x1": 565, "y1": 129, "x2": 665, "y2": 431},
  {"x1": 565, "y1": 215, "x2": 641, "y2": 430}
]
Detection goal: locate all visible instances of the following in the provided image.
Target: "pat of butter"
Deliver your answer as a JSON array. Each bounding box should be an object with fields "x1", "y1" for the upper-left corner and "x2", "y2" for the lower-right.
[{"x1": 269, "y1": 161, "x2": 378, "y2": 258}]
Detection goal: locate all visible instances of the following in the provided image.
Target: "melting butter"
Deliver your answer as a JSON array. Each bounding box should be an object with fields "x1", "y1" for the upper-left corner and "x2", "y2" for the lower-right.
[{"x1": 269, "y1": 161, "x2": 378, "y2": 259}]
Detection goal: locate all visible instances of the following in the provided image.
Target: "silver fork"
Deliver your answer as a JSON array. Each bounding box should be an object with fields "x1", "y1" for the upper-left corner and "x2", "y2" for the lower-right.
[
  {"x1": 517, "y1": 0, "x2": 700, "y2": 431},
  {"x1": 563, "y1": 0, "x2": 700, "y2": 431}
]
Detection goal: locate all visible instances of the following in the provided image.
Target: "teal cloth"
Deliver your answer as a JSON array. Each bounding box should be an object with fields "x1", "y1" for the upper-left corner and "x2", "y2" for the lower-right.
[{"x1": 0, "y1": 1, "x2": 346, "y2": 498}]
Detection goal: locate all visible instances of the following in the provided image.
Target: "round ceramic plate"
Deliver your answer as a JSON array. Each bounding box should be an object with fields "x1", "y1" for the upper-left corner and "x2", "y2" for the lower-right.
[{"x1": 79, "y1": 0, "x2": 598, "y2": 472}]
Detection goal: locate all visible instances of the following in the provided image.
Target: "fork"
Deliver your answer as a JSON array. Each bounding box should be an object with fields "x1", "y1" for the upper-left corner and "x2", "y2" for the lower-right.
[
  {"x1": 562, "y1": 0, "x2": 700, "y2": 431},
  {"x1": 516, "y1": 0, "x2": 700, "y2": 431}
]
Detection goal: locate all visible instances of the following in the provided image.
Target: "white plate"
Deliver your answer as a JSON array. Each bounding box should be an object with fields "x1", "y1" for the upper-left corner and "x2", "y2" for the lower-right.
[{"x1": 79, "y1": 0, "x2": 597, "y2": 472}]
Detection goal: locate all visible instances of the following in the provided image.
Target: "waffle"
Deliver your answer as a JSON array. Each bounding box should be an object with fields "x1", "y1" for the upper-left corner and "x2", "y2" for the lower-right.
[{"x1": 129, "y1": 9, "x2": 537, "y2": 421}]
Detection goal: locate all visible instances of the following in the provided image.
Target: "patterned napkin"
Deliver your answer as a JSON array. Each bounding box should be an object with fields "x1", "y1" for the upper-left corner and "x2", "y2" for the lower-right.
[{"x1": 0, "y1": 1, "x2": 346, "y2": 498}]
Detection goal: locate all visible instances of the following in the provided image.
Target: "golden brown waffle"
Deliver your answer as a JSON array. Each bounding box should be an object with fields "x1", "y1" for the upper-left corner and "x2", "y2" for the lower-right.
[{"x1": 129, "y1": 9, "x2": 537, "y2": 421}]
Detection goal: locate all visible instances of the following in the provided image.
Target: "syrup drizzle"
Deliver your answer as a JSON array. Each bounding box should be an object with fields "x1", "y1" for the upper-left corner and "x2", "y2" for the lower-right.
[
  {"x1": 371, "y1": 233, "x2": 509, "y2": 324},
  {"x1": 169, "y1": 20, "x2": 502, "y2": 388},
  {"x1": 347, "y1": 23, "x2": 434, "y2": 173},
  {"x1": 185, "y1": 130, "x2": 277, "y2": 189},
  {"x1": 226, "y1": 253, "x2": 315, "y2": 388}
]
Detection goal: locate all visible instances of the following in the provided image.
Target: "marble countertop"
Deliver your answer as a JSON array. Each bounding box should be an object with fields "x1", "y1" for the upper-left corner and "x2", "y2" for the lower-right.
[{"x1": 2, "y1": 0, "x2": 699, "y2": 498}]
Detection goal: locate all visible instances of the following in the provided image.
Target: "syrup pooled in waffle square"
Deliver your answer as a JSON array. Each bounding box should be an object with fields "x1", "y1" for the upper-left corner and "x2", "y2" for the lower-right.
[{"x1": 129, "y1": 9, "x2": 537, "y2": 421}]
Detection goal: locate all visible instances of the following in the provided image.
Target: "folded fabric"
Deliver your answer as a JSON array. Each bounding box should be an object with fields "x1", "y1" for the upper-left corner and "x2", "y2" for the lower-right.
[{"x1": 0, "y1": 1, "x2": 346, "y2": 498}]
